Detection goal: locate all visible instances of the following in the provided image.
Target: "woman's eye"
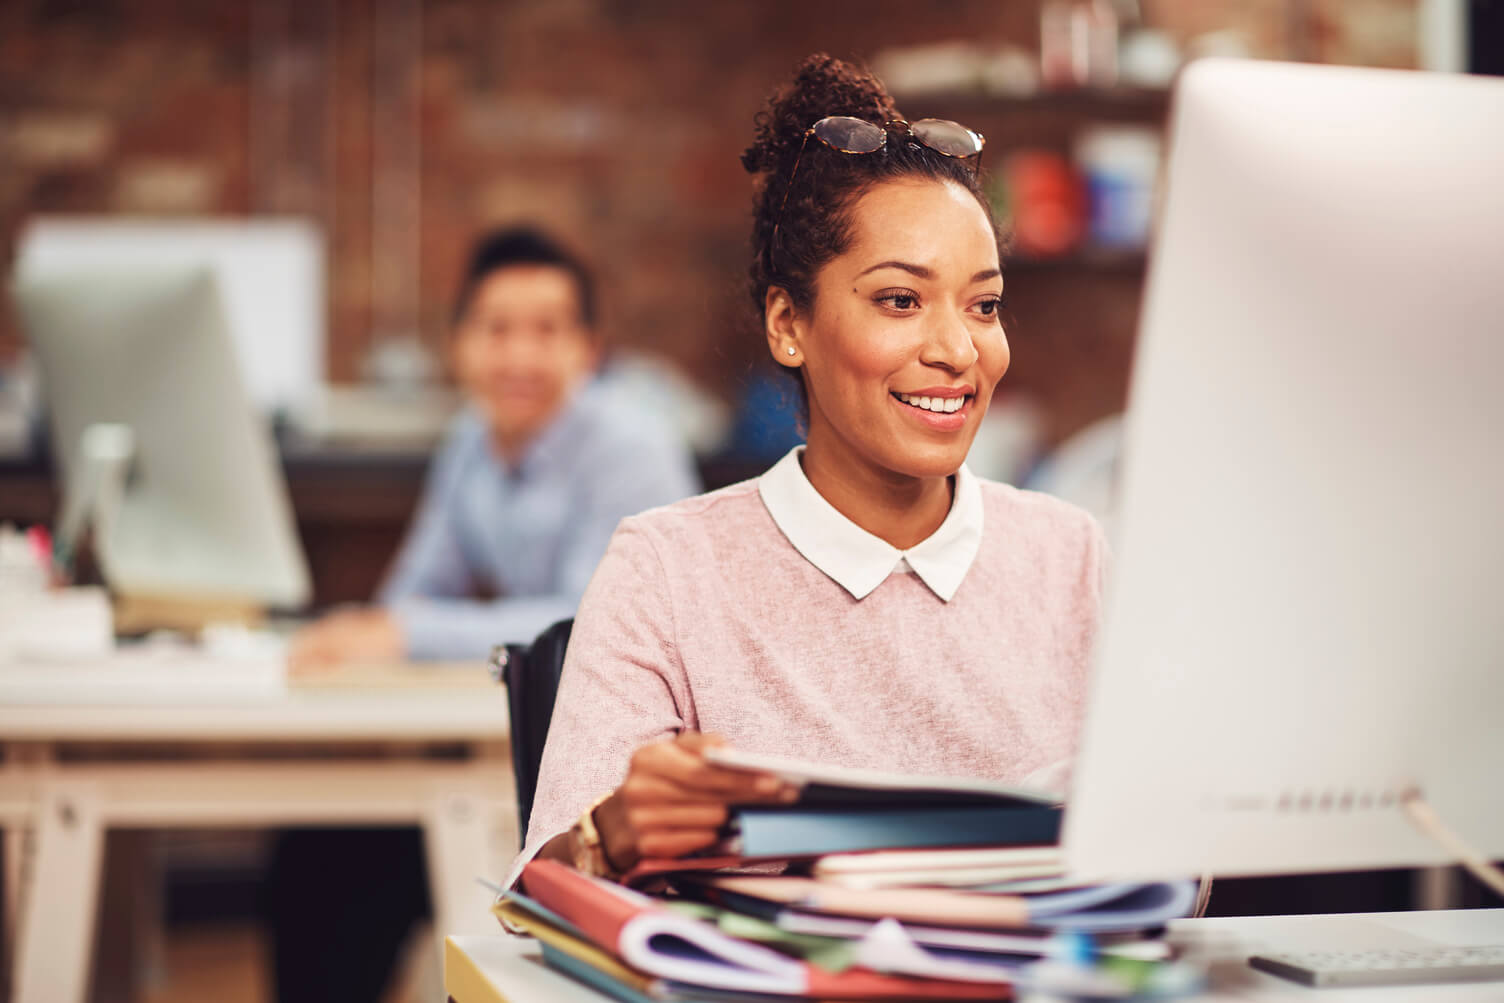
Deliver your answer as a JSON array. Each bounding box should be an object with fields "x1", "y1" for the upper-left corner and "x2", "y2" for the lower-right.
[
  {"x1": 876, "y1": 290, "x2": 919, "y2": 311},
  {"x1": 977, "y1": 297, "x2": 1004, "y2": 317}
]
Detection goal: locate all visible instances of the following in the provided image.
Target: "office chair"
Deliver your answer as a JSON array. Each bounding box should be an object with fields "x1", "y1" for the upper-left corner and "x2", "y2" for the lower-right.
[{"x1": 489, "y1": 618, "x2": 574, "y2": 846}]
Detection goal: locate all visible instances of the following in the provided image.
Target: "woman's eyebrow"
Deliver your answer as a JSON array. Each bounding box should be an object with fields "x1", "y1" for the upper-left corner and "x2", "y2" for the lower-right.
[
  {"x1": 857, "y1": 260, "x2": 933, "y2": 279},
  {"x1": 855, "y1": 261, "x2": 1003, "y2": 284}
]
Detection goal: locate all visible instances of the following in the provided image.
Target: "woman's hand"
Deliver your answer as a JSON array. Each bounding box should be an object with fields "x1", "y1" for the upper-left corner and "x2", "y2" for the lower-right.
[{"x1": 592, "y1": 732, "x2": 798, "y2": 873}]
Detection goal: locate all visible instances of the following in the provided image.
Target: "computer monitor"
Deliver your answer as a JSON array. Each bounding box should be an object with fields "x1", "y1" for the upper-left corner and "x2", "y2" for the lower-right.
[
  {"x1": 14, "y1": 217, "x2": 324, "y2": 416},
  {"x1": 1064, "y1": 59, "x2": 1504, "y2": 882},
  {"x1": 13, "y1": 266, "x2": 311, "y2": 609}
]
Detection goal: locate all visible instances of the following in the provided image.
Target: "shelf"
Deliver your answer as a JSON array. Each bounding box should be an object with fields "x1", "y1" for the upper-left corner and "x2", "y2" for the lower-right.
[
  {"x1": 1003, "y1": 250, "x2": 1148, "y2": 273},
  {"x1": 899, "y1": 87, "x2": 1171, "y2": 122}
]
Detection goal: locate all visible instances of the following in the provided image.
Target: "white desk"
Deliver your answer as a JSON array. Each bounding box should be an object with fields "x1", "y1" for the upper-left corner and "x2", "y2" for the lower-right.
[
  {"x1": 0, "y1": 655, "x2": 517, "y2": 1003},
  {"x1": 444, "y1": 909, "x2": 1504, "y2": 1002}
]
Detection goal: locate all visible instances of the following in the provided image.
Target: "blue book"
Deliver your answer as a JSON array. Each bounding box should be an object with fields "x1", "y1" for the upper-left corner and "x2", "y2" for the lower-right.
[{"x1": 730, "y1": 803, "x2": 1062, "y2": 857}]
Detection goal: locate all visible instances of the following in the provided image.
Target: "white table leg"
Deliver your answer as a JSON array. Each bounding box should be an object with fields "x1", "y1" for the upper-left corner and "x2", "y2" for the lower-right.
[
  {"x1": 13, "y1": 781, "x2": 104, "y2": 1003},
  {"x1": 2, "y1": 741, "x2": 47, "y2": 992},
  {"x1": 422, "y1": 788, "x2": 502, "y2": 941},
  {"x1": 2, "y1": 821, "x2": 28, "y2": 993}
]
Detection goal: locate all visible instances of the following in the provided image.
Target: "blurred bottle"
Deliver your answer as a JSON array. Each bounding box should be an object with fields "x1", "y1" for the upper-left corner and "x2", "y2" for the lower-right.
[
  {"x1": 362, "y1": 334, "x2": 438, "y2": 392},
  {"x1": 997, "y1": 151, "x2": 1087, "y2": 258},
  {"x1": 1118, "y1": 28, "x2": 1181, "y2": 88},
  {"x1": 1075, "y1": 125, "x2": 1161, "y2": 250},
  {"x1": 1040, "y1": 0, "x2": 1119, "y2": 89}
]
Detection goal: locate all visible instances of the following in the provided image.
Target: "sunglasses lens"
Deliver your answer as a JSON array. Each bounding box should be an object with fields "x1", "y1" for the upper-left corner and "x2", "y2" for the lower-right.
[
  {"x1": 812, "y1": 116, "x2": 885, "y2": 154},
  {"x1": 911, "y1": 119, "x2": 984, "y2": 157}
]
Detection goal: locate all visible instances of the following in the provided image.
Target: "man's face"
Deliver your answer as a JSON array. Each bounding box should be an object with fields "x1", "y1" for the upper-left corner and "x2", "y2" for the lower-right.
[{"x1": 451, "y1": 265, "x2": 598, "y2": 456}]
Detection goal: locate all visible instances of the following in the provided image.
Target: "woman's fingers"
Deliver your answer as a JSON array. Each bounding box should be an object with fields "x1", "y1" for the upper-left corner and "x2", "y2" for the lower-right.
[
  {"x1": 629, "y1": 738, "x2": 797, "y2": 803},
  {"x1": 674, "y1": 731, "x2": 726, "y2": 753},
  {"x1": 597, "y1": 783, "x2": 732, "y2": 868},
  {"x1": 635, "y1": 828, "x2": 725, "y2": 859},
  {"x1": 596, "y1": 733, "x2": 804, "y2": 870},
  {"x1": 621, "y1": 801, "x2": 729, "y2": 832}
]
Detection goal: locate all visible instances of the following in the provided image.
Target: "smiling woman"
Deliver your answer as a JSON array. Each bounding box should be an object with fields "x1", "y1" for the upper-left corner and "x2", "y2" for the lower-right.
[{"x1": 513, "y1": 53, "x2": 1107, "y2": 887}]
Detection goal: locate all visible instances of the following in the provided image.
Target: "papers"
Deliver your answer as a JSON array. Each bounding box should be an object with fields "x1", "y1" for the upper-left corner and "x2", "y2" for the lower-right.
[
  {"x1": 814, "y1": 845, "x2": 1068, "y2": 889},
  {"x1": 855, "y1": 918, "x2": 1029, "y2": 984},
  {"x1": 704, "y1": 747, "x2": 1062, "y2": 806},
  {"x1": 696, "y1": 875, "x2": 1033, "y2": 929},
  {"x1": 775, "y1": 910, "x2": 1058, "y2": 957},
  {"x1": 692, "y1": 873, "x2": 1201, "y2": 934}
]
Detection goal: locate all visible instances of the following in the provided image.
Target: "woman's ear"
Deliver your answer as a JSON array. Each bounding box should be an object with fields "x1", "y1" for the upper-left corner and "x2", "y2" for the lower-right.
[{"x1": 764, "y1": 286, "x2": 802, "y2": 368}]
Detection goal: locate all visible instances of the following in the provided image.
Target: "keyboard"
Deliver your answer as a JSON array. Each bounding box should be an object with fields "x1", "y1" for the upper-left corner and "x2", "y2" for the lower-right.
[{"x1": 1249, "y1": 946, "x2": 1504, "y2": 988}]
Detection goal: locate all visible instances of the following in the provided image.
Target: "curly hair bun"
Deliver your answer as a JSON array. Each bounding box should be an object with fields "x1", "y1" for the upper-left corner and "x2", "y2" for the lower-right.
[{"x1": 741, "y1": 53, "x2": 901, "y2": 180}]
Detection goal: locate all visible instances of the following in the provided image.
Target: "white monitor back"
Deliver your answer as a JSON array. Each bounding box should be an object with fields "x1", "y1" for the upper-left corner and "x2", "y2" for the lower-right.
[
  {"x1": 14, "y1": 217, "x2": 324, "y2": 415},
  {"x1": 1064, "y1": 60, "x2": 1504, "y2": 881},
  {"x1": 14, "y1": 267, "x2": 311, "y2": 608}
]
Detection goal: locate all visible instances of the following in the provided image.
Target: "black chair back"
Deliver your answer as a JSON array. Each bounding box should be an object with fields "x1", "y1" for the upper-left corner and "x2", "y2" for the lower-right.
[{"x1": 489, "y1": 618, "x2": 573, "y2": 846}]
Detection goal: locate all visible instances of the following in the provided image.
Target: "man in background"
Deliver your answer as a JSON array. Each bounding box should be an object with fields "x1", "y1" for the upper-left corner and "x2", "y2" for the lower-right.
[
  {"x1": 290, "y1": 225, "x2": 700, "y2": 668},
  {"x1": 271, "y1": 226, "x2": 699, "y2": 1003}
]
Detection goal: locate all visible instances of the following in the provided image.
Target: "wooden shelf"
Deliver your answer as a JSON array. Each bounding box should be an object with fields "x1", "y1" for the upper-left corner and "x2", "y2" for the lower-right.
[
  {"x1": 1003, "y1": 250, "x2": 1148, "y2": 273},
  {"x1": 899, "y1": 87, "x2": 1171, "y2": 123}
]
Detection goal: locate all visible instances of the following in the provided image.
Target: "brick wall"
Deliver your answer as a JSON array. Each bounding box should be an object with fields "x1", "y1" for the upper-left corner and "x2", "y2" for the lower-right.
[{"x1": 0, "y1": 0, "x2": 1420, "y2": 414}]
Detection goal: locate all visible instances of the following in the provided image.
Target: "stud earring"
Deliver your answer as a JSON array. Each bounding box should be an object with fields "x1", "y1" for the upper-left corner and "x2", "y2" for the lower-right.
[{"x1": 786, "y1": 346, "x2": 797, "y2": 357}]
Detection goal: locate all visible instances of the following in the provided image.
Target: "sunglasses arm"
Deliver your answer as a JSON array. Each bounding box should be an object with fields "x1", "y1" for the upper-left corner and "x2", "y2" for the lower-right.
[{"x1": 770, "y1": 128, "x2": 815, "y2": 263}]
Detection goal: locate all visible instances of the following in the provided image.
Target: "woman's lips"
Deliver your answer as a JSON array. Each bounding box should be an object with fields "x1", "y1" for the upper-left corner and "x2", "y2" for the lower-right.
[{"x1": 891, "y1": 390, "x2": 971, "y2": 429}]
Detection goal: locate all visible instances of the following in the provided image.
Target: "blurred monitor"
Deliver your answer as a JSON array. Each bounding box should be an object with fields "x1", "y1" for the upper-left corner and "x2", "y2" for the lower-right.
[
  {"x1": 13, "y1": 267, "x2": 311, "y2": 609},
  {"x1": 14, "y1": 217, "x2": 323, "y2": 416},
  {"x1": 1065, "y1": 60, "x2": 1504, "y2": 881}
]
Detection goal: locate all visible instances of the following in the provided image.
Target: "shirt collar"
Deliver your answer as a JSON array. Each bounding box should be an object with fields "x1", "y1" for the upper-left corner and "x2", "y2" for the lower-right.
[
  {"x1": 757, "y1": 446, "x2": 984, "y2": 602},
  {"x1": 501, "y1": 378, "x2": 599, "y2": 479}
]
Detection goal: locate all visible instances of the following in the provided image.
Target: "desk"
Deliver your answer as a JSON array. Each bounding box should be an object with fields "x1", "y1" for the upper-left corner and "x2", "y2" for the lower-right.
[
  {"x1": 443, "y1": 909, "x2": 1504, "y2": 1002},
  {"x1": 0, "y1": 657, "x2": 516, "y2": 1003}
]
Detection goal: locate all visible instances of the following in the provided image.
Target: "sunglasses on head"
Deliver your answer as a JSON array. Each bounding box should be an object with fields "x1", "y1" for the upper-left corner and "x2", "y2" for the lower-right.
[{"x1": 771, "y1": 116, "x2": 987, "y2": 261}]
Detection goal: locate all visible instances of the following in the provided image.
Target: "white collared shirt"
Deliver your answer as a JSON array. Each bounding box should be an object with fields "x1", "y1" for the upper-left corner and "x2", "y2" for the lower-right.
[{"x1": 757, "y1": 446, "x2": 984, "y2": 602}]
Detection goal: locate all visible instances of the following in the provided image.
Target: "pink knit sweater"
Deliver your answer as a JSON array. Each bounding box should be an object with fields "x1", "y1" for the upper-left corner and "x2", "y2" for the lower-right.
[{"x1": 510, "y1": 472, "x2": 1105, "y2": 880}]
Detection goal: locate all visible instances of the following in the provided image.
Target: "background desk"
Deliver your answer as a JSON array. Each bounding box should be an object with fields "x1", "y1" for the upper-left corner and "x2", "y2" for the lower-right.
[
  {"x1": 0, "y1": 442, "x2": 428, "y2": 607},
  {"x1": 0, "y1": 442, "x2": 770, "y2": 607},
  {"x1": 0, "y1": 658, "x2": 516, "y2": 1003},
  {"x1": 444, "y1": 909, "x2": 1504, "y2": 1003}
]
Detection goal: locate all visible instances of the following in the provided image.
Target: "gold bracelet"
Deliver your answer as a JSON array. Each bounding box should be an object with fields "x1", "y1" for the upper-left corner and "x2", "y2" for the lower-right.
[{"x1": 569, "y1": 790, "x2": 619, "y2": 879}]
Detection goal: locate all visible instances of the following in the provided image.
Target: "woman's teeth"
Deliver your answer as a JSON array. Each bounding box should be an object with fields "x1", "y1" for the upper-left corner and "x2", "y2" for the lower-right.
[{"x1": 894, "y1": 392, "x2": 965, "y2": 414}]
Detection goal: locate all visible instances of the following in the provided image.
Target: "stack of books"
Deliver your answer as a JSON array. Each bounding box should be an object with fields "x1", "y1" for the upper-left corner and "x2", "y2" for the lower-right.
[{"x1": 495, "y1": 752, "x2": 1204, "y2": 1000}]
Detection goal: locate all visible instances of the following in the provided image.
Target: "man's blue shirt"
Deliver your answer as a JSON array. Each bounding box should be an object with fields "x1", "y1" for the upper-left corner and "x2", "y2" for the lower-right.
[{"x1": 378, "y1": 381, "x2": 700, "y2": 659}]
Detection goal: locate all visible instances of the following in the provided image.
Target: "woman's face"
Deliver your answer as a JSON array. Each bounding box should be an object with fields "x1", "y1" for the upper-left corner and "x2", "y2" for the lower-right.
[{"x1": 781, "y1": 177, "x2": 1009, "y2": 482}]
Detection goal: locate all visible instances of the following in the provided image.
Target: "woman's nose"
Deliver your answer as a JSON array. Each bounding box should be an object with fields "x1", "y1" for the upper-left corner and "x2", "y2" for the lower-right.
[{"x1": 921, "y1": 310, "x2": 980, "y2": 372}]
